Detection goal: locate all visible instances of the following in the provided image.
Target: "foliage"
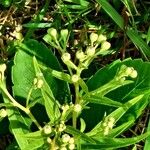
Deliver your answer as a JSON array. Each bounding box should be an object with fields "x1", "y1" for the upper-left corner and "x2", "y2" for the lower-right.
[{"x1": 0, "y1": 0, "x2": 150, "y2": 150}]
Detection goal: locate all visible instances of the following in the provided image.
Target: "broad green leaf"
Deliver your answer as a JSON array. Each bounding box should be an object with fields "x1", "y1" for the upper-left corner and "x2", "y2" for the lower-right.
[
  {"x1": 83, "y1": 94, "x2": 122, "y2": 107},
  {"x1": 33, "y1": 57, "x2": 61, "y2": 122},
  {"x1": 12, "y1": 39, "x2": 70, "y2": 105},
  {"x1": 81, "y1": 132, "x2": 150, "y2": 149},
  {"x1": 82, "y1": 59, "x2": 150, "y2": 134},
  {"x1": 87, "y1": 94, "x2": 144, "y2": 137},
  {"x1": 22, "y1": 139, "x2": 44, "y2": 150}
]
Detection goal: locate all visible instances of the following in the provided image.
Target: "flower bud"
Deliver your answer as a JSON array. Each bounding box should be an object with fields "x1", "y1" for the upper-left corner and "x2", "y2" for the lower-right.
[
  {"x1": 47, "y1": 137, "x2": 52, "y2": 143},
  {"x1": 90, "y1": 33, "x2": 98, "y2": 44},
  {"x1": 61, "y1": 53, "x2": 71, "y2": 63},
  {"x1": 15, "y1": 25, "x2": 22, "y2": 32},
  {"x1": 86, "y1": 47, "x2": 95, "y2": 56},
  {"x1": 103, "y1": 126, "x2": 109, "y2": 135},
  {"x1": 71, "y1": 75, "x2": 79, "y2": 83},
  {"x1": 61, "y1": 29, "x2": 69, "y2": 41},
  {"x1": 74, "y1": 104, "x2": 82, "y2": 112},
  {"x1": 47, "y1": 28, "x2": 57, "y2": 39},
  {"x1": 0, "y1": 64, "x2": 6, "y2": 73},
  {"x1": 76, "y1": 51, "x2": 86, "y2": 62},
  {"x1": 0, "y1": 109, "x2": 7, "y2": 118},
  {"x1": 69, "y1": 138, "x2": 75, "y2": 144},
  {"x1": 101, "y1": 41, "x2": 111, "y2": 51},
  {"x1": 97, "y1": 34, "x2": 107, "y2": 43},
  {"x1": 125, "y1": 67, "x2": 134, "y2": 76},
  {"x1": 62, "y1": 134, "x2": 70, "y2": 143},
  {"x1": 34, "y1": 78, "x2": 44, "y2": 89},
  {"x1": 43, "y1": 125, "x2": 52, "y2": 134},
  {"x1": 130, "y1": 70, "x2": 137, "y2": 78},
  {"x1": 69, "y1": 143, "x2": 75, "y2": 150}
]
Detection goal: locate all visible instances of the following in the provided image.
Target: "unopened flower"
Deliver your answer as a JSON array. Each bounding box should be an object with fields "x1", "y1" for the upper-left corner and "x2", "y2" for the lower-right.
[
  {"x1": 130, "y1": 70, "x2": 137, "y2": 78},
  {"x1": 62, "y1": 104, "x2": 70, "y2": 112},
  {"x1": 62, "y1": 134, "x2": 70, "y2": 143},
  {"x1": 90, "y1": 33, "x2": 98, "y2": 45},
  {"x1": 76, "y1": 51, "x2": 86, "y2": 62},
  {"x1": 74, "y1": 104, "x2": 82, "y2": 112},
  {"x1": 86, "y1": 47, "x2": 95, "y2": 56},
  {"x1": 125, "y1": 67, "x2": 134, "y2": 76},
  {"x1": 69, "y1": 138, "x2": 75, "y2": 144},
  {"x1": 34, "y1": 78, "x2": 44, "y2": 88},
  {"x1": 61, "y1": 29, "x2": 69, "y2": 40},
  {"x1": 43, "y1": 125, "x2": 52, "y2": 134},
  {"x1": 103, "y1": 126, "x2": 109, "y2": 135},
  {"x1": 58, "y1": 121, "x2": 66, "y2": 132},
  {"x1": 97, "y1": 34, "x2": 107, "y2": 43},
  {"x1": 48, "y1": 28, "x2": 57, "y2": 39},
  {"x1": 47, "y1": 137, "x2": 52, "y2": 144},
  {"x1": 61, "y1": 53, "x2": 71, "y2": 62},
  {"x1": 0, "y1": 64, "x2": 6, "y2": 80},
  {"x1": 0, "y1": 109, "x2": 7, "y2": 118},
  {"x1": 71, "y1": 75, "x2": 79, "y2": 83},
  {"x1": 101, "y1": 41, "x2": 111, "y2": 51},
  {"x1": 68, "y1": 143, "x2": 75, "y2": 150}
]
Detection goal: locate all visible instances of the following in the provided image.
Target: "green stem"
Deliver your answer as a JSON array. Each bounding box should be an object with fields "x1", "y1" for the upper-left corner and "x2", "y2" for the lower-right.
[
  {"x1": 1, "y1": 86, "x2": 42, "y2": 130},
  {"x1": 72, "y1": 83, "x2": 80, "y2": 128}
]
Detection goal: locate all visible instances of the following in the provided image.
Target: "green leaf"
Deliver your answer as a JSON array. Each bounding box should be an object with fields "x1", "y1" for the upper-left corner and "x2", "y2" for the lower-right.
[
  {"x1": 12, "y1": 39, "x2": 69, "y2": 105},
  {"x1": 81, "y1": 132, "x2": 150, "y2": 149},
  {"x1": 23, "y1": 23, "x2": 52, "y2": 28},
  {"x1": 33, "y1": 57, "x2": 61, "y2": 122},
  {"x1": 87, "y1": 94, "x2": 144, "y2": 137},
  {"x1": 82, "y1": 58, "x2": 150, "y2": 133},
  {"x1": 83, "y1": 94, "x2": 122, "y2": 107}
]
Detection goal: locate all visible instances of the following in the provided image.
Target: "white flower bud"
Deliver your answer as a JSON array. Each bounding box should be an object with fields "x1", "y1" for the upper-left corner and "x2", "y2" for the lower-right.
[
  {"x1": 0, "y1": 64, "x2": 6, "y2": 73},
  {"x1": 109, "y1": 117, "x2": 115, "y2": 123},
  {"x1": 62, "y1": 134, "x2": 70, "y2": 143},
  {"x1": 103, "y1": 126, "x2": 109, "y2": 135},
  {"x1": 90, "y1": 33, "x2": 98, "y2": 44},
  {"x1": 62, "y1": 104, "x2": 70, "y2": 112},
  {"x1": 58, "y1": 122, "x2": 66, "y2": 132},
  {"x1": 47, "y1": 137, "x2": 52, "y2": 143},
  {"x1": 34, "y1": 78, "x2": 44, "y2": 88},
  {"x1": 97, "y1": 34, "x2": 107, "y2": 43},
  {"x1": 86, "y1": 47, "x2": 95, "y2": 56},
  {"x1": 107, "y1": 121, "x2": 114, "y2": 129},
  {"x1": 74, "y1": 104, "x2": 82, "y2": 112},
  {"x1": 61, "y1": 53, "x2": 71, "y2": 62},
  {"x1": 101, "y1": 41, "x2": 111, "y2": 51},
  {"x1": 71, "y1": 75, "x2": 79, "y2": 83},
  {"x1": 125, "y1": 67, "x2": 134, "y2": 76},
  {"x1": 68, "y1": 143, "x2": 75, "y2": 150},
  {"x1": 130, "y1": 70, "x2": 137, "y2": 78},
  {"x1": 69, "y1": 138, "x2": 75, "y2": 144},
  {"x1": 43, "y1": 125, "x2": 52, "y2": 134},
  {"x1": 48, "y1": 28, "x2": 57, "y2": 39},
  {"x1": 76, "y1": 51, "x2": 86, "y2": 61},
  {"x1": 0, "y1": 109, "x2": 7, "y2": 118}
]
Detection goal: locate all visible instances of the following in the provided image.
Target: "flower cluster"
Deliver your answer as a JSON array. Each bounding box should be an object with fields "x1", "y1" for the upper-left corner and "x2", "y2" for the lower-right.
[
  {"x1": 116, "y1": 65, "x2": 138, "y2": 82},
  {"x1": 60, "y1": 134, "x2": 75, "y2": 150},
  {"x1": 102, "y1": 117, "x2": 115, "y2": 135}
]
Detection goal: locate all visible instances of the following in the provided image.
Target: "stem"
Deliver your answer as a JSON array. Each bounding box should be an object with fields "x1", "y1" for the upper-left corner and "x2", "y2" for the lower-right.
[
  {"x1": 72, "y1": 83, "x2": 80, "y2": 128},
  {"x1": 1, "y1": 86, "x2": 42, "y2": 130}
]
